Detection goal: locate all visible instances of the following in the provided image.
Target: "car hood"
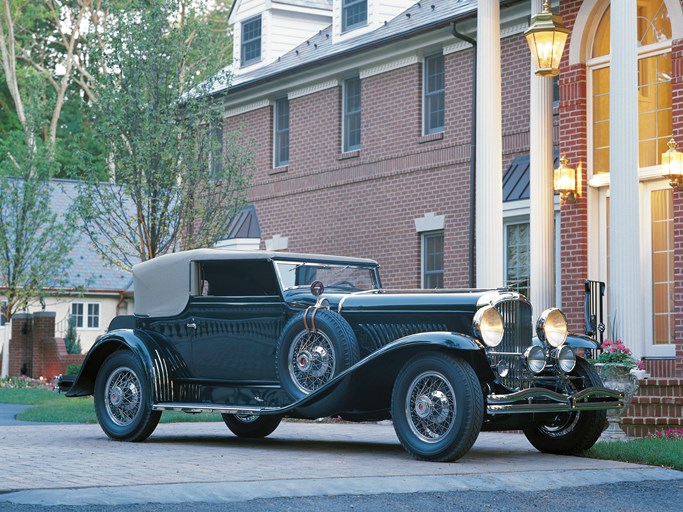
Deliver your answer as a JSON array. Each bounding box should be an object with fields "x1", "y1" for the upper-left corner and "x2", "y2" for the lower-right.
[{"x1": 283, "y1": 288, "x2": 523, "y2": 314}]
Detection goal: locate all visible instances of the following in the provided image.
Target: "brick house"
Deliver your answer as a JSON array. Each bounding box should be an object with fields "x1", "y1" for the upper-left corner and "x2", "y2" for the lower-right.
[{"x1": 199, "y1": 0, "x2": 683, "y2": 432}]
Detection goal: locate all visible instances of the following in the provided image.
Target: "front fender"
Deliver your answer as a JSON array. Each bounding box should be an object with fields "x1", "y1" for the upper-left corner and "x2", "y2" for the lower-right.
[
  {"x1": 290, "y1": 332, "x2": 486, "y2": 418},
  {"x1": 66, "y1": 329, "x2": 179, "y2": 400}
]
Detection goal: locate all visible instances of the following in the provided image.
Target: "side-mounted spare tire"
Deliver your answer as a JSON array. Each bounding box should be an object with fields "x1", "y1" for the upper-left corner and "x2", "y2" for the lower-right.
[{"x1": 276, "y1": 308, "x2": 360, "y2": 401}]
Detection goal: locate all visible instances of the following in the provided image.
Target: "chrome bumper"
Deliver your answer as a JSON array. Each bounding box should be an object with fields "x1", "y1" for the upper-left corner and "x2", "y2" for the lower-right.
[{"x1": 486, "y1": 386, "x2": 624, "y2": 415}]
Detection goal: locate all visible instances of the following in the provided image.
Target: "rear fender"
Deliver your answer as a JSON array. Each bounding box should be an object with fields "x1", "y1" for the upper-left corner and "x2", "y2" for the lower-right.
[{"x1": 66, "y1": 329, "x2": 176, "y2": 400}]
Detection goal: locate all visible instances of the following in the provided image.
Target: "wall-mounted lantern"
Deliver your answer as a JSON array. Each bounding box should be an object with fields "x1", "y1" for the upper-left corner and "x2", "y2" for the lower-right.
[
  {"x1": 554, "y1": 155, "x2": 577, "y2": 203},
  {"x1": 525, "y1": 1, "x2": 570, "y2": 77},
  {"x1": 661, "y1": 137, "x2": 683, "y2": 189}
]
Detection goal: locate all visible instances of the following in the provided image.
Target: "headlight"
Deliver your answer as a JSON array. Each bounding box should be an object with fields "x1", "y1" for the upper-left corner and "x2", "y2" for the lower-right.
[
  {"x1": 473, "y1": 306, "x2": 504, "y2": 347},
  {"x1": 554, "y1": 345, "x2": 576, "y2": 373},
  {"x1": 524, "y1": 345, "x2": 546, "y2": 374},
  {"x1": 536, "y1": 308, "x2": 568, "y2": 348}
]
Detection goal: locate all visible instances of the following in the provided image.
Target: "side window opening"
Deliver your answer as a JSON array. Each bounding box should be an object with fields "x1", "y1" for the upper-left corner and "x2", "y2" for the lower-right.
[{"x1": 196, "y1": 260, "x2": 280, "y2": 297}]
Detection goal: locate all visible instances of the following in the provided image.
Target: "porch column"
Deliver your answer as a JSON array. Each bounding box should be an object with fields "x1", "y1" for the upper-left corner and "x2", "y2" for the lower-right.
[
  {"x1": 475, "y1": 0, "x2": 503, "y2": 288},
  {"x1": 609, "y1": 1, "x2": 644, "y2": 357},
  {"x1": 529, "y1": 0, "x2": 556, "y2": 319}
]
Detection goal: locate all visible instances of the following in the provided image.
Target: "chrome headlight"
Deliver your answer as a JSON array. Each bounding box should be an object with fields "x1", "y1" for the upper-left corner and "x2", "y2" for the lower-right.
[
  {"x1": 524, "y1": 345, "x2": 546, "y2": 374},
  {"x1": 554, "y1": 345, "x2": 576, "y2": 373},
  {"x1": 473, "y1": 306, "x2": 504, "y2": 347},
  {"x1": 536, "y1": 308, "x2": 568, "y2": 348}
]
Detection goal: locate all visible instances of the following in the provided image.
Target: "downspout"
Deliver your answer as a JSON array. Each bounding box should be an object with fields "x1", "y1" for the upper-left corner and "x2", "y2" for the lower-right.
[{"x1": 450, "y1": 22, "x2": 477, "y2": 288}]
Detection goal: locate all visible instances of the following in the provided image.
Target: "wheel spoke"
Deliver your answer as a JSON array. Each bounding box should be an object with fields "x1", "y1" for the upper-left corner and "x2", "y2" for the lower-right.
[
  {"x1": 105, "y1": 367, "x2": 142, "y2": 427},
  {"x1": 405, "y1": 371, "x2": 456, "y2": 443}
]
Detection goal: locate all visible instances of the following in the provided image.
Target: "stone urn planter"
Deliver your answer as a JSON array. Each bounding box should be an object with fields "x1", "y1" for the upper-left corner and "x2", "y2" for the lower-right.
[{"x1": 595, "y1": 363, "x2": 639, "y2": 440}]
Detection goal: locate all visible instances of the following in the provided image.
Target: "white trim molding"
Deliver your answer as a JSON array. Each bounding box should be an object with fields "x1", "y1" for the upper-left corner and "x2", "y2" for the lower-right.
[
  {"x1": 360, "y1": 55, "x2": 420, "y2": 79},
  {"x1": 225, "y1": 99, "x2": 271, "y2": 118},
  {"x1": 414, "y1": 212, "x2": 445, "y2": 233},
  {"x1": 288, "y1": 79, "x2": 340, "y2": 99},
  {"x1": 265, "y1": 234, "x2": 289, "y2": 251}
]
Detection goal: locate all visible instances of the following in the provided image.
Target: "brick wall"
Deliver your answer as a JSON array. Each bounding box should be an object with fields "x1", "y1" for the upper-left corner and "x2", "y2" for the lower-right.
[
  {"x1": 223, "y1": 35, "x2": 532, "y2": 288},
  {"x1": 8, "y1": 312, "x2": 83, "y2": 379}
]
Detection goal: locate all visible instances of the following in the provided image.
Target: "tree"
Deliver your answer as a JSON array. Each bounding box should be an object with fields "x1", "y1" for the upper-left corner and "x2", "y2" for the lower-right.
[
  {"x1": 74, "y1": 0, "x2": 252, "y2": 271},
  {"x1": 0, "y1": 130, "x2": 77, "y2": 376}
]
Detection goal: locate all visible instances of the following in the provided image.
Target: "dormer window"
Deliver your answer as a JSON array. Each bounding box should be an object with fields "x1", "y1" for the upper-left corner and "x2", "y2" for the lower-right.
[
  {"x1": 342, "y1": 0, "x2": 367, "y2": 32},
  {"x1": 241, "y1": 15, "x2": 262, "y2": 67}
]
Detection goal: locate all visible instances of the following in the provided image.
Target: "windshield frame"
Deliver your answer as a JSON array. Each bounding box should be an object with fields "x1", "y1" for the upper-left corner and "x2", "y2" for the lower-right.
[{"x1": 273, "y1": 259, "x2": 382, "y2": 294}]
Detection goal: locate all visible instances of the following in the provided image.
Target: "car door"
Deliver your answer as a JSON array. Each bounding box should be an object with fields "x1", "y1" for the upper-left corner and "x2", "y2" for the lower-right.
[{"x1": 185, "y1": 259, "x2": 287, "y2": 382}]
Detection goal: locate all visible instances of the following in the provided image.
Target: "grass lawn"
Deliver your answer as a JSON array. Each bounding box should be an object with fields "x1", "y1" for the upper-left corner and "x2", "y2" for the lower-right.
[
  {"x1": 0, "y1": 387, "x2": 221, "y2": 424},
  {"x1": 585, "y1": 437, "x2": 683, "y2": 471}
]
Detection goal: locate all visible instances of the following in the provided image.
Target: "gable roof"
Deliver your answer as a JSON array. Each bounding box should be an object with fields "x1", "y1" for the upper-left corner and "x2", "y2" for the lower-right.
[
  {"x1": 205, "y1": 0, "x2": 480, "y2": 98},
  {"x1": 50, "y1": 180, "x2": 134, "y2": 293}
]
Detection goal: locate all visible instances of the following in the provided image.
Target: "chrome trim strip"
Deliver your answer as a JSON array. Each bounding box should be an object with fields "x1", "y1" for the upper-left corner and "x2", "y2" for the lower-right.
[
  {"x1": 486, "y1": 386, "x2": 625, "y2": 415},
  {"x1": 153, "y1": 403, "x2": 281, "y2": 415}
]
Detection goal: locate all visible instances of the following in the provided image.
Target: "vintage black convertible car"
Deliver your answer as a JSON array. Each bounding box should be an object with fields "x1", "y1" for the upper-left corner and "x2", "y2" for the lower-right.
[{"x1": 64, "y1": 249, "x2": 623, "y2": 461}]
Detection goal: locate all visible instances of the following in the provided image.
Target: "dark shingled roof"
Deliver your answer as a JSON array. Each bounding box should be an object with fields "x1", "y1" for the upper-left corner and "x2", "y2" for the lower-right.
[
  {"x1": 204, "y1": 0, "x2": 478, "y2": 98},
  {"x1": 50, "y1": 180, "x2": 134, "y2": 292}
]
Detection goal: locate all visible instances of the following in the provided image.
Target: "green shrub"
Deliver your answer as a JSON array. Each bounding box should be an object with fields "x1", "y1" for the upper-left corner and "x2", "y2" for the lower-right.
[
  {"x1": 64, "y1": 315, "x2": 82, "y2": 354},
  {"x1": 66, "y1": 363, "x2": 82, "y2": 375}
]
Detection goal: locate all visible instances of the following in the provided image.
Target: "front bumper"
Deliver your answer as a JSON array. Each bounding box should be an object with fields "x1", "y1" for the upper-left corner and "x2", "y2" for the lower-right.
[{"x1": 486, "y1": 386, "x2": 624, "y2": 415}]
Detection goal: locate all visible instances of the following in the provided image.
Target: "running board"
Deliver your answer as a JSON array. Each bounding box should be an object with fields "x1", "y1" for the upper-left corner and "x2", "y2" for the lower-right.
[{"x1": 153, "y1": 403, "x2": 281, "y2": 415}]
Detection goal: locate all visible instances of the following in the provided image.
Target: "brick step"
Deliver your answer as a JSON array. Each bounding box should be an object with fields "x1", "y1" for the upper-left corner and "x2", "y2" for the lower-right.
[
  {"x1": 621, "y1": 416, "x2": 683, "y2": 438},
  {"x1": 617, "y1": 378, "x2": 683, "y2": 437},
  {"x1": 631, "y1": 378, "x2": 683, "y2": 397}
]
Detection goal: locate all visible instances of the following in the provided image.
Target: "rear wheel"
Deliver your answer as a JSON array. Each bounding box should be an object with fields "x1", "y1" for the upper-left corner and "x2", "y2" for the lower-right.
[
  {"x1": 222, "y1": 413, "x2": 282, "y2": 438},
  {"x1": 391, "y1": 353, "x2": 483, "y2": 462},
  {"x1": 94, "y1": 351, "x2": 160, "y2": 441},
  {"x1": 523, "y1": 358, "x2": 607, "y2": 454}
]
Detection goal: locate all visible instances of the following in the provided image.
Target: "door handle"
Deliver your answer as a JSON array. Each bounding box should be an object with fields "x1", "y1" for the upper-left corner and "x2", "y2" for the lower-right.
[{"x1": 187, "y1": 322, "x2": 197, "y2": 329}]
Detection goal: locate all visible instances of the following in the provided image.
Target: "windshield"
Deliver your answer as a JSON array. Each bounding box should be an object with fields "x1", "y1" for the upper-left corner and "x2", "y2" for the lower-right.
[{"x1": 274, "y1": 261, "x2": 378, "y2": 292}]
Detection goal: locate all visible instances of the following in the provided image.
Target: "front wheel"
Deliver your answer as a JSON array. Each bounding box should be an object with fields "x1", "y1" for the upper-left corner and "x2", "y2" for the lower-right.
[
  {"x1": 391, "y1": 353, "x2": 483, "y2": 462},
  {"x1": 523, "y1": 358, "x2": 607, "y2": 454},
  {"x1": 94, "y1": 351, "x2": 160, "y2": 441},
  {"x1": 221, "y1": 413, "x2": 282, "y2": 438}
]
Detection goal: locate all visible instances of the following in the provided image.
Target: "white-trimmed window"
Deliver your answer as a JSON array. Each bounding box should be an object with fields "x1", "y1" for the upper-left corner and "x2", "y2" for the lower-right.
[
  {"x1": 343, "y1": 77, "x2": 361, "y2": 152},
  {"x1": 342, "y1": 0, "x2": 367, "y2": 32},
  {"x1": 274, "y1": 97, "x2": 290, "y2": 167},
  {"x1": 587, "y1": 1, "x2": 675, "y2": 356},
  {"x1": 72, "y1": 302, "x2": 100, "y2": 329},
  {"x1": 241, "y1": 15, "x2": 262, "y2": 67},
  {"x1": 505, "y1": 221, "x2": 530, "y2": 298},
  {"x1": 423, "y1": 53, "x2": 445, "y2": 135},
  {"x1": 209, "y1": 124, "x2": 223, "y2": 176},
  {"x1": 422, "y1": 231, "x2": 444, "y2": 289}
]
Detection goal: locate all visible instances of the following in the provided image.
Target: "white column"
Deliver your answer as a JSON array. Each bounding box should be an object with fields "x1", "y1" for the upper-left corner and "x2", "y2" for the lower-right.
[
  {"x1": 609, "y1": 1, "x2": 644, "y2": 357},
  {"x1": 529, "y1": 0, "x2": 556, "y2": 319},
  {"x1": 475, "y1": 0, "x2": 503, "y2": 288}
]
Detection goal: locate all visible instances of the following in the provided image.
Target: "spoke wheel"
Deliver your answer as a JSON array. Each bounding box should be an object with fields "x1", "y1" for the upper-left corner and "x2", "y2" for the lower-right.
[
  {"x1": 392, "y1": 353, "x2": 483, "y2": 462},
  {"x1": 104, "y1": 367, "x2": 142, "y2": 427},
  {"x1": 523, "y1": 358, "x2": 607, "y2": 454},
  {"x1": 406, "y1": 371, "x2": 456, "y2": 443},
  {"x1": 222, "y1": 413, "x2": 282, "y2": 438},
  {"x1": 94, "y1": 351, "x2": 160, "y2": 442},
  {"x1": 276, "y1": 309, "x2": 359, "y2": 401},
  {"x1": 288, "y1": 330, "x2": 336, "y2": 394}
]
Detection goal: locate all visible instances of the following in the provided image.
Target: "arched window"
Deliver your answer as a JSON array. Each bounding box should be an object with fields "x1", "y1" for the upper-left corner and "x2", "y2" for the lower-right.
[{"x1": 590, "y1": 2, "x2": 672, "y2": 175}]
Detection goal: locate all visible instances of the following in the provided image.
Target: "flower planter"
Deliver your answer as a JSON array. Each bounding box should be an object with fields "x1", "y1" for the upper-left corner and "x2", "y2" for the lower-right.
[{"x1": 594, "y1": 363, "x2": 639, "y2": 440}]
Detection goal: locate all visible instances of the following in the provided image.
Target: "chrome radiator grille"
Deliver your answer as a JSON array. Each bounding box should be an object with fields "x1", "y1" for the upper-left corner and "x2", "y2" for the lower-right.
[{"x1": 491, "y1": 299, "x2": 533, "y2": 390}]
